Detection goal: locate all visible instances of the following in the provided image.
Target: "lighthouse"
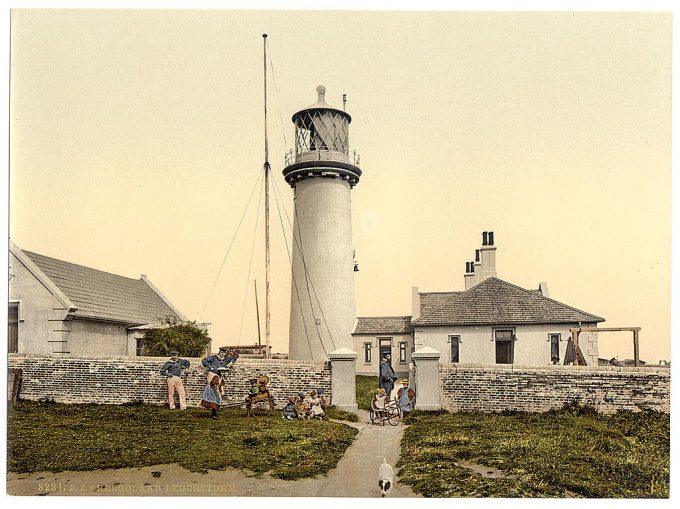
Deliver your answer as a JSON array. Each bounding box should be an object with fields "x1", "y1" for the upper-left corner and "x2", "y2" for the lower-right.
[{"x1": 283, "y1": 85, "x2": 362, "y2": 361}]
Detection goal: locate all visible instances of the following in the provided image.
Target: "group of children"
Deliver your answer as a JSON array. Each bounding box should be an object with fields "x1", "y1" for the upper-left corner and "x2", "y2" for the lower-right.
[
  {"x1": 281, "y1": 389, "x2": 328, "y2": 420},
  {"x1": 373, "y1": 378, "x2": 416, "y2": 416}
]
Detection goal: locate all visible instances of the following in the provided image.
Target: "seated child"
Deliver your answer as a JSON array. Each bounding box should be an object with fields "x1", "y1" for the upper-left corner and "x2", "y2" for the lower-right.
[
  {"x1": 374, "y1": 388, "x2": 388, "y2": 411},
  {"x1": 244, "y1": 378, "x2": 259, "y2": 403},
  {"x1": 308, "y1": 389, "x2": 325, "y2": 420},
  {"x1": 282, "y1": 396, "x2": 298, "y2": 419},
  {"x1": 295, "y1": 391, "x2": 309, "y2": 419}
]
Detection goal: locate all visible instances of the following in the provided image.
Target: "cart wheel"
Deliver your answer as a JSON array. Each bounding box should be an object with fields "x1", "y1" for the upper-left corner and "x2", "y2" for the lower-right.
[
  {"x1": 388, "y1": 408, "x2": 402, "y2": 426},
  {"x1": 369, "y1": 410, "x2": 378, "y2": 424},
  {"x1": 251, "y1": 399, "x2": 272, "y2": 417}
]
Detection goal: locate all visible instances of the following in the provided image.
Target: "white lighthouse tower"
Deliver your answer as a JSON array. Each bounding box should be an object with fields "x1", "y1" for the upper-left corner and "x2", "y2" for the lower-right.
[{"x1": 283, "y1": 85, "x2": 362, "y2": 361}]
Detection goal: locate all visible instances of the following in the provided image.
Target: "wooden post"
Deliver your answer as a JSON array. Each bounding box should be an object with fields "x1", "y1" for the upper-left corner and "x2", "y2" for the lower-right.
[{"x1": 633, "y1": 330, "x2": 640, "y2": 367}]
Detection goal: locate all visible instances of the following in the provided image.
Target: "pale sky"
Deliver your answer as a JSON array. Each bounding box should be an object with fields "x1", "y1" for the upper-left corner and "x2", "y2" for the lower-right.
[{"x1": 8, "y1": 10, "x2": 672, "y2": 362}]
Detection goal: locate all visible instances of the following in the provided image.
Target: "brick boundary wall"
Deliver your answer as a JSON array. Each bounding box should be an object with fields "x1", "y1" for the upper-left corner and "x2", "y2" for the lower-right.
[
  {"x1": 439, "y1": 363, "x2": 670, "y2": 414},
  {"x1": 8, "y1": 354, "x2": 331, "y2": 409}
]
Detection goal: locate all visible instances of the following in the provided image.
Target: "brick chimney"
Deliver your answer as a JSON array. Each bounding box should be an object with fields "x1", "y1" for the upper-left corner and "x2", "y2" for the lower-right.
[
  {"x1": 473, "y1": 248, "x2": 482, "y2": 285},
  {"x1": 411, "y1": 286, "x2": 421, "y2": 321},
  {"x1": 464, "y1": 262, "x2": 475, "y2": 290},
  {"x1": 478, "y1": 231, "x2": 497, "y2": 282}
]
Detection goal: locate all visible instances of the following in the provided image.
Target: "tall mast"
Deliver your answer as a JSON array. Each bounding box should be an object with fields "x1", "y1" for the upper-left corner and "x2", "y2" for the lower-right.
[
  {"x1": 254, "y1": 279, "x2": 262, "y2": 352},
  {"x1": 263, "y1": 34, "x2": 271, "y2": 360}
]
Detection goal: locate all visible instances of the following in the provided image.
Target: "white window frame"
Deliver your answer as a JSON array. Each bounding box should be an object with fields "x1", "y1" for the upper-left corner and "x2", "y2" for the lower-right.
[
  {"x1": 399, "y1": 341, "x2": 407, "y2": 364},
  {"x1": 363, "y1": 342, "x2": 372, "y2": 364}
]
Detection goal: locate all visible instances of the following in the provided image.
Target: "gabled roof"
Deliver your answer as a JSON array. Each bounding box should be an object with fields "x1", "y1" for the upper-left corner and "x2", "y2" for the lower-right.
[
  {"x1": 17, "y1": 246, "x2": 183, "y2": 326},
  {"x1": 413, "y1": 277, "x2": 604, "y2": 326},
  {"x1": 353, "y1": 316, "x2": 413, "y2": 335}
]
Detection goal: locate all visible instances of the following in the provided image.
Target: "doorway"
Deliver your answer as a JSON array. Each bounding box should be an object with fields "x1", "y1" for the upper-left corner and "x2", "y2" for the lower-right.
[
  {"x1": 495, "y1": 329, "x2": 514, "y2": 364},
  {"x1": 379, "y1": 337, "x2": 392, "y2": 363}
]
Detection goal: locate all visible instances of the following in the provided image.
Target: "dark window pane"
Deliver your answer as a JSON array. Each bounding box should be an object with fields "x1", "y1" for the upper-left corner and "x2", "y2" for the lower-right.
[
  {"x1": 451, "y1": 336, "x2": 460, "y2": 363},
  {"x1": 550, "y1": 334, "x2": 560, "y2": 363}
]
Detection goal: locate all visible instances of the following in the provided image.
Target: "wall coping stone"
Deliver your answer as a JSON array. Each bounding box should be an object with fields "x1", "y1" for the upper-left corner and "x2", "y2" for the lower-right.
[
  {"x1": 329, "y1": 348, "x2": 358, "y2": 359},
  {"x1": 8, "y1": 352, "x2": 325, "y2": 368},
  {"x1": 439, "y1": 362, "x2": 671, "y2": 376},
  {"x1": 412, "y1": 346, "x2": 441, "y2": 359}
]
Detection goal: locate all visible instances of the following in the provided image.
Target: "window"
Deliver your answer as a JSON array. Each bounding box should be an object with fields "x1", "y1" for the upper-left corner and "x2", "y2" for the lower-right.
[
  {"x1": 136, "y1": 338, "x2": 146, "y2": 357},
  {"x1": 363, "y1": 342, "x2": 372, "y2": 363},
  {"x1": 495, "y1": 329, "x2": 515, "y2": 364},
  {"x1": 8, "y1": 303, "x2": 19, "y2": 353},
  {"x1": 550, "y1": 334, "x2": 561, "y2": 364},
  {"x1": 399, "y1": 342, "x2": 407, "y2": 363},
  {"x1": 450, "y1": 335, "x2": 460, "y2": 363}
]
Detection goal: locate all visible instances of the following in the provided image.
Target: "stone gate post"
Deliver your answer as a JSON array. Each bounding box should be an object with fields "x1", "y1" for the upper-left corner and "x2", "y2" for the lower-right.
[
  {"x1": 329, "y1": 347, "x2": 358, "y2": 412},
  {"x1": 411, "y1": 346, "x2": 441, "y2": 411}
]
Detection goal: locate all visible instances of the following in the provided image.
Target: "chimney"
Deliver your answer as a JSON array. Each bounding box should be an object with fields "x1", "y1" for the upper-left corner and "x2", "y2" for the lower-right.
[
  {"x1": 473, "y1": 249, "x2": 482, "y2": 285},
  {"x1": 464, "y1": 262, "x2": 475, "y2": 290},
  {"x1": 538, "y1": 281, "x2": 550, "y2": 298},
  {"x1": 411, "y1": 286, "x2": 421, "y2": 321},
  {"x1": 478, "y1": 230, "x2": 497, "y2": 282}
]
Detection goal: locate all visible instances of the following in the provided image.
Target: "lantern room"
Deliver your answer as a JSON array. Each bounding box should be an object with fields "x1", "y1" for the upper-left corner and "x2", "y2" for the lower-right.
[{"x1": 283, "y1": 85, "x2": 362, "y2": 188}]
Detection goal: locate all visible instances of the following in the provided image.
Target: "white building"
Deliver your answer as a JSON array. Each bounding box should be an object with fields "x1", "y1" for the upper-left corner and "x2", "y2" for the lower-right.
[
  {"x1": 8, "y1": 241, "x2": 185, "y2": 355},
  {"x1": 354, "y1": 232, "x2": 604, "y2": 373}
]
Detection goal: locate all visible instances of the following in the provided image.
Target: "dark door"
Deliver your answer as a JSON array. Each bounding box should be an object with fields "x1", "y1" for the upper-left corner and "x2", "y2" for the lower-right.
[
  {"x1": 8, "y1": 304, "x2": 18, "y2": 353},
  {"x1": 379, "y1": 338, "x2": 392, "y2": 363},
  {"x1": 495, "y1": 329, "x2": 514, "y2": 364}
]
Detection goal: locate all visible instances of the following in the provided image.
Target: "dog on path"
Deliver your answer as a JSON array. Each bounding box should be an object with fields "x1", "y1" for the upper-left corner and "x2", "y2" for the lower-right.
[{"x1": 378, "y1": 457, "x2": 395, "y2": 497}]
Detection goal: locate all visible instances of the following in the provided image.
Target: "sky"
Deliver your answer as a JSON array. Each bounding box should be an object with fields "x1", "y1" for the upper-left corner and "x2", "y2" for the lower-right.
[{"x1": 7, "y1": 9, "x2": 672, "y2": 362}]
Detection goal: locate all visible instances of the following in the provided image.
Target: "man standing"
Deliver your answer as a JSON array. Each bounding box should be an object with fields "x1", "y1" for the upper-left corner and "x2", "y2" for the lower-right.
[
  {"x1": 202, "y1": 346, "x2": 230, "y2": 392},
  {"x1": 160, "y1": 351, "x2": 190, "y2": 410},
  {"x1": 379, "y1": 354, "x2": 397, "y2": 399}
]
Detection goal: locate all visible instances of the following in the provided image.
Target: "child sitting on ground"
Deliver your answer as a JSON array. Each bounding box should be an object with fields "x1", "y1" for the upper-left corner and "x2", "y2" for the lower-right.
[{"x1": 282, "y1": 396, "x2": 298, "y2": 419}]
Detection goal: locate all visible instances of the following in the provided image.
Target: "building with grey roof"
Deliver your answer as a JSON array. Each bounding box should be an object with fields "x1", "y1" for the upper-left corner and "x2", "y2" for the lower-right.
[
  {"x1": 8, "y1": 240, "x2": 185, "y2": 355},
  {"x1": 353, "y1": 231, "x2": 605, "y2": 373}
]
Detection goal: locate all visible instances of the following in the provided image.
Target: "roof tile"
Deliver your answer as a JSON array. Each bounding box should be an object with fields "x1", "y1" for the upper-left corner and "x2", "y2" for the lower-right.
[
  {"x1": 413, "y1": 277, "x2": 604, "y2": 326},
  {"x1": 24, "y1": 251, "x2": 180, "y2": 325}
]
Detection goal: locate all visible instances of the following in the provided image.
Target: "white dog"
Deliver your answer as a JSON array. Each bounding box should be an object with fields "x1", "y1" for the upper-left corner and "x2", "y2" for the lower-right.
[{"x1": 378, "y1": 457, "x2": 395, "y2": 497}]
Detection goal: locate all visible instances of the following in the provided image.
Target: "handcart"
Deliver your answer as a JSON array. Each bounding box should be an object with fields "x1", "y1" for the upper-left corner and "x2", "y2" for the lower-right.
[{"x1": 369, "y1": 396, "x2": 402, "y2": 426}]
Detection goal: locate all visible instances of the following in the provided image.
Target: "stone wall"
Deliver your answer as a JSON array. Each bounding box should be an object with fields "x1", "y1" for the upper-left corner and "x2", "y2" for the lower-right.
[
  {"x1": 439, "y1": 363, "x2": 670, "y2": 413},
  {"x1": 8, "y1": 354, "x2": 331, "y2": 409}
]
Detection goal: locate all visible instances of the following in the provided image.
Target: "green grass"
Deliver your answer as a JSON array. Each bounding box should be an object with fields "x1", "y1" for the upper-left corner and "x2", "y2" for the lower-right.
[
  {"x1": 356, "y1": 375, "x2": 379, "y2": 411},
  {"x1": 8, "y1": 401, "x2": 358, "y2": 480},
  {"x1": 398, "y1": 406, "x2": 670, "y2": 498},
  {"x1": 325, "y1": 406, "x2": 359, "y2": 422}
]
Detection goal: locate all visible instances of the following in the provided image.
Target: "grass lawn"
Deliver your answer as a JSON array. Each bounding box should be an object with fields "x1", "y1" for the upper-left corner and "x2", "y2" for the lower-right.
[
  {"x1": 8, "y1": 401, "x2": 358, "y2": 480},
  {"x1": 356, "y1": 375, "x2": 379, "y2": 411},
  {"x1": 398, "y1": 406, "x2": 670, "y2": 498}
]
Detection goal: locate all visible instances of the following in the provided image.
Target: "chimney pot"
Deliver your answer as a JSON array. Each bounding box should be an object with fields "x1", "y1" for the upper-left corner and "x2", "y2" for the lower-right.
[
  {"x1": 482, "y1": 232, "x2": 488, "y2": 246},
  {"x1": 489, "y1": 231, "x2": 494, "y2": 246},
  {"x1": 470, "y1": 261, "x2": 475, "y2": 272},
  {"x1": 475, "y1": 249, "x2": 480, "y2": 262}
]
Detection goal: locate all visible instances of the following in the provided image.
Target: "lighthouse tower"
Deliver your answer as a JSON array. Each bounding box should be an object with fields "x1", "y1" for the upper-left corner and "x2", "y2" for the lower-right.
[{"x1": 283, "y1": 85, "x2": 362, "y2": 361}]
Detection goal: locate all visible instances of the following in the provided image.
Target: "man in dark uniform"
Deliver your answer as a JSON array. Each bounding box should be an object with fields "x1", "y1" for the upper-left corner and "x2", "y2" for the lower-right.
[
  {"x1": 379, "y1": 354, "x2": 397, "y2": 399},
  {"x1": 160, "y1": 351, "x2": 190, "y2": 410}
]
